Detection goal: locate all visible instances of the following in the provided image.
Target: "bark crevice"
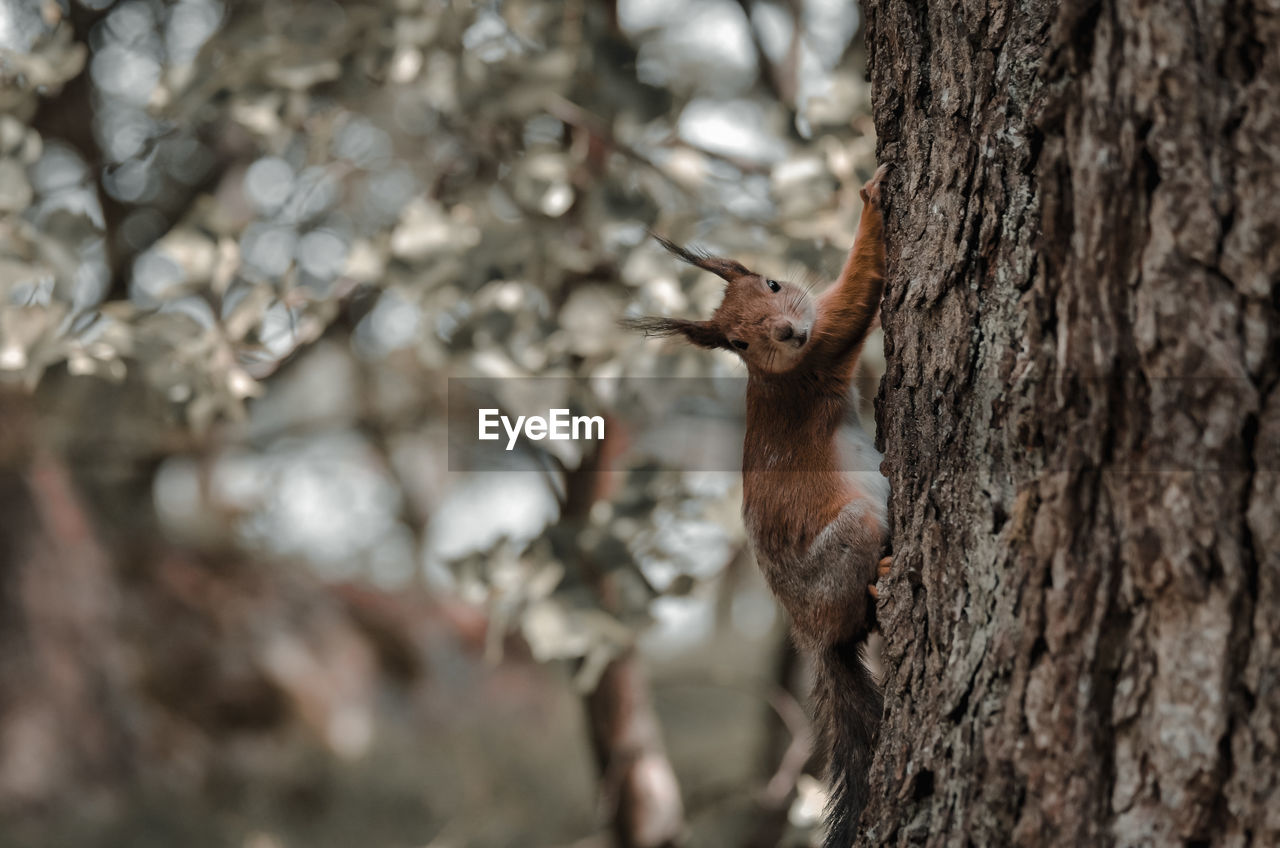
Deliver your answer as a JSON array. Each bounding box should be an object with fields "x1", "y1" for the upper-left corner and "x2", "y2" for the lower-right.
[{"x1": 863, "y1": 0, "x2": 1278, "y2": 844}]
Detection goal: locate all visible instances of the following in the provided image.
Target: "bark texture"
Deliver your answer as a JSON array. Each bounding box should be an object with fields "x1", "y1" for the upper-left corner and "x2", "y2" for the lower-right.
[{"x1": 864, "y1": 1, "x2": 1279, "y2": 845}]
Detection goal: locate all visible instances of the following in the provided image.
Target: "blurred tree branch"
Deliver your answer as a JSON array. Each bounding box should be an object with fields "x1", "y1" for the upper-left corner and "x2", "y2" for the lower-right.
[{"x1": 563, "y1": 427, "x2": 686, "y2": 848}]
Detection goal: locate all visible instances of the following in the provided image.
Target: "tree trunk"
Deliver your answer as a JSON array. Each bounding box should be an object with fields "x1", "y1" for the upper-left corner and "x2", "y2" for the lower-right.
[
  {"x1": 563, "y1": 424, "x2": 686, "y2": 848},
  {"x1": 0, "y1": 392, "x2": 132, "y2": 809},
  {"x1": 863, "y1": 1, "x2": 1279, "y2": 846}
]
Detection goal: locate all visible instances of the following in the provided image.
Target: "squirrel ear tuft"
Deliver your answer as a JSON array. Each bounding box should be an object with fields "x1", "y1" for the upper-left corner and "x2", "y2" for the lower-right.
[
  {"x1": 650, "y1": 234, "x2": 751, "y2": 283},
  {"x1": 620, "y1": 316, "x2": 728, "y2": 350}
]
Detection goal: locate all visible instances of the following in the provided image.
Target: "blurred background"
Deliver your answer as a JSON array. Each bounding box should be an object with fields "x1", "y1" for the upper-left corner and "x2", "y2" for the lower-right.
[{"x1": 0, "y1": 0, "x2": 884, "y2": 845}]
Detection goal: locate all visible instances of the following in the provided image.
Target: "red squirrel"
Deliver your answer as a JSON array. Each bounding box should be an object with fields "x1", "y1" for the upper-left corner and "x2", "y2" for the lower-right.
[{"x1": 626, "y1": 165, "x2": 891, "y2": 846}]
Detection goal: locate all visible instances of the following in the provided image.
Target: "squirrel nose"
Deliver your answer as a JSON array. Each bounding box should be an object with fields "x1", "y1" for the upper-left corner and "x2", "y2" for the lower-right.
[{"x1": 774, "y1": 324, "x2": 795, "y2": 341}]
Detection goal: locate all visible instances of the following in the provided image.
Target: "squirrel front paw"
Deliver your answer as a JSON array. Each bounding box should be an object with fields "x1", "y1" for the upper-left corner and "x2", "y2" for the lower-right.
[{"x1": 859, "y1": 163, "x2": 890, "y2": 207}]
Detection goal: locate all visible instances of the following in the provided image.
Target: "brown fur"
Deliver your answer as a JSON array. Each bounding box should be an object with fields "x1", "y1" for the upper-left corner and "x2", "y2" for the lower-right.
[{"x1": 627, "y1": 165, "x2": 891, "y2": 846}]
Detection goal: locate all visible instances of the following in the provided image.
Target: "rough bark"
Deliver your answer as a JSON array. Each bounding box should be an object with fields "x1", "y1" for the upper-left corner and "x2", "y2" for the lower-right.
[{"x1": 863, "y1": 1, "x2": 1279, "y2": 846}]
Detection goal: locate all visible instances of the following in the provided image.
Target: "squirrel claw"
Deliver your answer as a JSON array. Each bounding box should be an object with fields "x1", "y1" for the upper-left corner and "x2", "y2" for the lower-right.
[
  {"x1": 870, "y1": 556, "x2": 892, "y2": 599},
  {"x1": 859, "y1": 163, "x2": 890, "y2": 206}
]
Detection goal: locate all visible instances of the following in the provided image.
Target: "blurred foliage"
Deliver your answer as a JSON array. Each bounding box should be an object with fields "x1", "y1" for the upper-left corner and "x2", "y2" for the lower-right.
[
  {"x1": 3, "y1": 0, "x2": 877, "y2": 637},
  {"x1": 1, "y1": 0, "x2": 880, "y2": 842}
]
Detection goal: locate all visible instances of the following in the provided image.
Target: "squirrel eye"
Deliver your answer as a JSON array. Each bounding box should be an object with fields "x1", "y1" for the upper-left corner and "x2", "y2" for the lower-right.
[
  {"x1": 731, "y1": 339, "x2": 749, "y2": 350},
  {"x1": 766, "y1": 279, "x2": 781, "y2": 293}
]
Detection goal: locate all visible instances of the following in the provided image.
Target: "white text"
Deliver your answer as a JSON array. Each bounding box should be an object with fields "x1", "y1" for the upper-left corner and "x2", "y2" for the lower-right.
[{"x1": 478, "y1": 408, "x2": 605, "y2": 450}]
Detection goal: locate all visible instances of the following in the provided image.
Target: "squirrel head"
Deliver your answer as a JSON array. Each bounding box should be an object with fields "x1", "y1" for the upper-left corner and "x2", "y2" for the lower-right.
[{"x1": 625, "y1": 236, "x2": 817, "y2": 374}]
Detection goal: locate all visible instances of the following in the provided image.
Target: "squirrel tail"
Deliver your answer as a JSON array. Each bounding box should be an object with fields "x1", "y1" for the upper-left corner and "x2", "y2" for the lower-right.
[{"x1": 814, "y1": 639, "x2": 882, "y2": 847}]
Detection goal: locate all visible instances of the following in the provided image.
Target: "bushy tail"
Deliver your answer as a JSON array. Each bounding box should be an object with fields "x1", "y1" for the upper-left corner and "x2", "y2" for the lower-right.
[{"x1": 814, "y1": 639, "x2": 882, "y2": 848}]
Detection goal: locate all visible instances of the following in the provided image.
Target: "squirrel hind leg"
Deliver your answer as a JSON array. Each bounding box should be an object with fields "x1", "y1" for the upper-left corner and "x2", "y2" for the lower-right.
[
  {"x1": 868, "y1": 556, "x2": 892, "y2": 599},
  {"x1": 794, "y1": 499, "x2": 884, "y2": 643}
]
